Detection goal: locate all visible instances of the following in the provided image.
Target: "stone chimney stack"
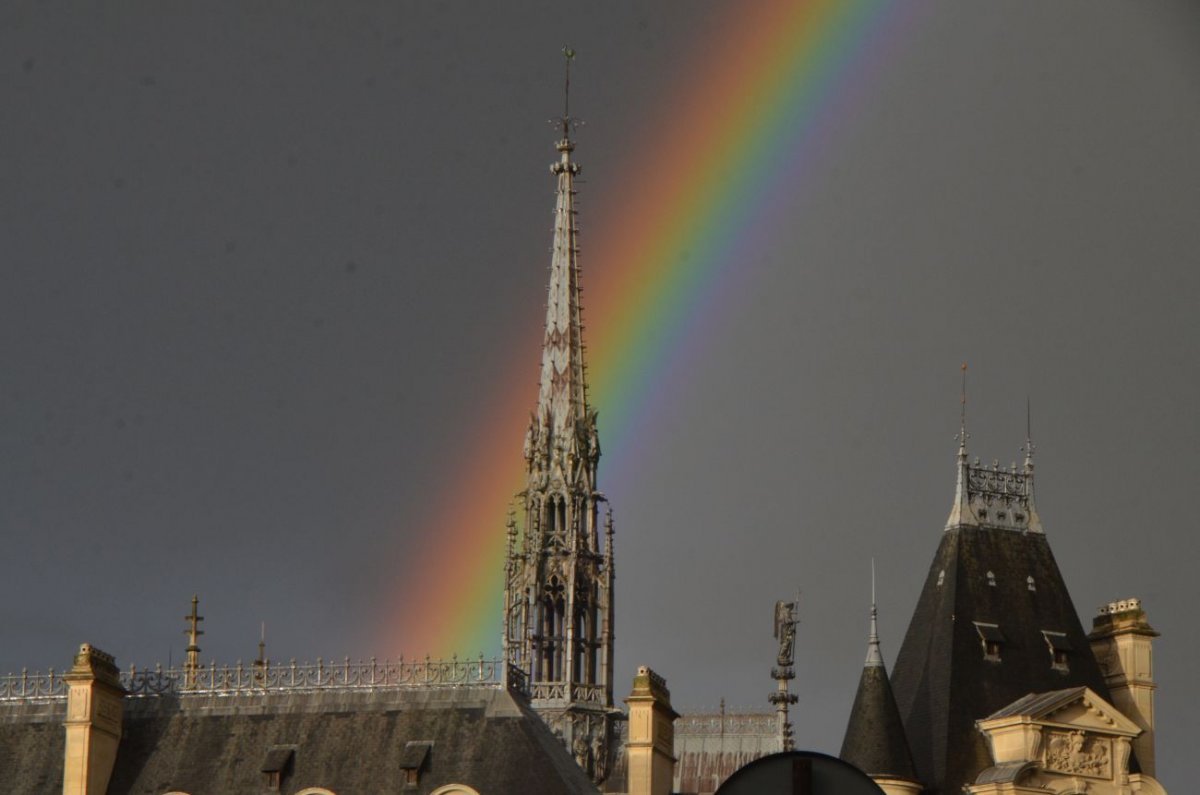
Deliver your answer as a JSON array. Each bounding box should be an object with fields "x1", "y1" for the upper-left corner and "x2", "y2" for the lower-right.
[
  {"x1": 1088, "y1": 598, "x2": 1159, "y2": 777},
  {"x1": 62, "y1": 643, "x2": 125, "y2": 795},
  {"x1": 624, "y1": 666, "x2": 678, "y2": 795}
]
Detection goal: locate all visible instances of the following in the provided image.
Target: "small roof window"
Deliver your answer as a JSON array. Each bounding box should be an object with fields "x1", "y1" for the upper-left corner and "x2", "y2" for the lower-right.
[
  {"x1": 974, "y1": 621, "x2": 1005, "y2": 662},
  {"x1": 400, "y1": 741, "x2": 433, "y2": 787},
  {"x1": 261, "y1": 746, "x2": 295, "y2": 792},
  {"x1": 1042, "y1": 631, "x2": 1072, "y2": 652},
  {"x1": 1042, "y1": 630, "x2": 1072, "y2": 672}
]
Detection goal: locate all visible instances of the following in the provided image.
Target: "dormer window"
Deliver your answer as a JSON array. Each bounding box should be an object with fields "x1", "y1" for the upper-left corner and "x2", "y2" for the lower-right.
[
  {"x1": 261, "y1": 747, "x2": 294, "y2": 792},
  {"x1": 400, "y1": 741, "x2": 432, "y2": 787},
  {"x1": 987, "y1": 570, "x2": 996, "y2": 587},
  {"x1": 974, "y1": 622, "x2": 1005, "y2": 662},
  {"x1": 1042, "y1": 631, "x2": 1072, "y2": 672},
  {"x1": 937, "y1": 569, "x2": 945, "y2": 587},
  {"x1": 1027, "y1": 575, "x2": 1036, "y2": 592}
]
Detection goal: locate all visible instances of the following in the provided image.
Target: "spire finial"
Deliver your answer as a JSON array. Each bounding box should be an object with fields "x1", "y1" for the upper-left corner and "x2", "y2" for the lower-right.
[
  {"x1": 1023, "y1": 396, "x2": 1036, "y2": 471},
  {"x1": 956, "y1": 362, "x2": 969, "y2": 457},
  {"x1": 866, "y1": 561, "x2": 883, "y2": 667},
  {"x1": 560, "y1": 45, "x2": 576, "y2": 139}
]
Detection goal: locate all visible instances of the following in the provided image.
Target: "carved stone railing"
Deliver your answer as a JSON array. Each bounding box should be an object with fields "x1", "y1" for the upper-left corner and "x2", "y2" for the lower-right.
[
  {"x1": 0, "y1": 669, "x2": 68, "y2": 702},
  {"x1": 674, "y1": 712, "x2": 778, "y2": 736},
  {"x1": 124, "y1": 655, "x2": 508, "y2": 696},
  {"x1": 528, "y1": 681, "x2": 608, "y2": 704},
  {"x1": 2, "y1": 656, "x2": 519, "y2": 703}
]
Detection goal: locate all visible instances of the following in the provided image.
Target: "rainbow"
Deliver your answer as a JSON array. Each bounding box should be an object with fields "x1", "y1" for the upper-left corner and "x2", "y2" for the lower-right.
[{"x1": 381, "y1": 0, "x2": 919, "y2": 657}]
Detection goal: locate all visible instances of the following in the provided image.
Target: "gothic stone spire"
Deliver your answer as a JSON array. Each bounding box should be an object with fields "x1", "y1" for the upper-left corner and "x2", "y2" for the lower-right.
[{"x1": 505, "y1": 56, "x2": 616, "y2": 786}]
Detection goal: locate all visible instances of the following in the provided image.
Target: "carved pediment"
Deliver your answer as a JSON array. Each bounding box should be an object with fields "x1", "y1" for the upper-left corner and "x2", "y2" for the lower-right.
[
  {"x1": 1043, "y1": 699, "x2": 1137, "y2": 735},
  {"x1": 982, "y1": 687, "x2": 1140, "y2": 737},
  {"x1": 1033, "y1": 688, "x2": 1141, "y2": 737},
  {"x1": 973, "y1": 688, "x2": 1145, "y2": 793}
]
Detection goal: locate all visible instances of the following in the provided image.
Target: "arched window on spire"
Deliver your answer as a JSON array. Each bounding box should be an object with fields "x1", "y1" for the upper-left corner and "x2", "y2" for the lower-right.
[
  {"x1": 573, "y1": 604, "x2": 589, "y2": 683},
  {"x1": 543, "y1": 576, "x2": 566, "y2": 681}
]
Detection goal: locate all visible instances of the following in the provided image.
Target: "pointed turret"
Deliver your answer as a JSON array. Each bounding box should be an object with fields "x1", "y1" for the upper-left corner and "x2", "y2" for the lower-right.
[{"x1": 840, "y1": 594, "x2": 920, "y2": 795}]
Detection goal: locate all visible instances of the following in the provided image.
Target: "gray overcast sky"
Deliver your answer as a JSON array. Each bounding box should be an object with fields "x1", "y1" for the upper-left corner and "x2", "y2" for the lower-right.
[{"x1": 0, "y1": 2, "x2": 1196, "y2": 788}]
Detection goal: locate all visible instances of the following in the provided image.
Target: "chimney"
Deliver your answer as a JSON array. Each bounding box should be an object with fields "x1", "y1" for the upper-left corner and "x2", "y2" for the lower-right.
[
  {"x1": 1088, "y1": 598, "x2": 1159, "y2": 777},
  {"x1": 62, "y1": 643, "x2": 125, "y2": 795},
  {"x1": 624, "y1": 666, "x2": 678, "y2": 795}
]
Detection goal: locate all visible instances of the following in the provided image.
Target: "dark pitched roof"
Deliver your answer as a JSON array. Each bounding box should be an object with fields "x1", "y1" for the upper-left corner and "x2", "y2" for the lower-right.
[
  {"x1": 106, "y1": 686, "x2": 598, "y2": 795},
  {"x1": 889, "y1": 525, "x2": 1116, "y2": 795},
  {"x1": 0, "y1": 700, "x2": 65, "y2": 792},
  {"x1": 0, "y1": 686, "x2": 598, "y2": 795},
  {"x1": 840, "y1": 665, "x2": 918, "y2": 782}
]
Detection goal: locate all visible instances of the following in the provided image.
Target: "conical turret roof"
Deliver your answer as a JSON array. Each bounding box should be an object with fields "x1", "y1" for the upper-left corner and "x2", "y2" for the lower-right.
[{"x1": 840, "y1": 602, "x2": 919, "y2": 783}]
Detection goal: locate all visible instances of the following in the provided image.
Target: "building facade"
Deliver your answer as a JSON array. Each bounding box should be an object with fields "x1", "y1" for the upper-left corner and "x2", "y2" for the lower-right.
[{"x1": 841, "y1": 422, "x2": 1168, "y2": 795}]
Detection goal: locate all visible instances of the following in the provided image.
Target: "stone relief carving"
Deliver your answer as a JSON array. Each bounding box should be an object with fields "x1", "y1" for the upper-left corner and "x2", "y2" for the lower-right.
[
  {"x1": 591, "y1": 730, "x2": 607, "y2": 780},
  {"x1": 1044, "y1": 730, "x2": 1111, "y2": 779},
  {"x1": 573, "y1": 732, "x2": 591, "y2": 772}
]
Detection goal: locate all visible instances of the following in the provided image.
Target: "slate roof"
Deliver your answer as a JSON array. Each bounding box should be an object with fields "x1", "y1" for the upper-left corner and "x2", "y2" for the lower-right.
[
  {"x1": 0, "y1": 700, "x2": 66, "y2": 792},
  {"x1": 0, "y1": 686, "x2": 600, "y2": 795},
  {"x1": 839, "y1": 665, "x2": 918, "y2": 782},
  {"x1": 889, "y1": 524, "x2": 1117, "y2": 795}
]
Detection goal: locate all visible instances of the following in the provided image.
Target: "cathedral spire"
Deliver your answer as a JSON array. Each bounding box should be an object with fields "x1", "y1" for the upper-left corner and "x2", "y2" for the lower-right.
[
  {"x1": 506, "y1": 54, "x2": 616, "y2": 785},
  {"x1": 535, "y1": 46, "x2": 587, "y2": 438}
]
